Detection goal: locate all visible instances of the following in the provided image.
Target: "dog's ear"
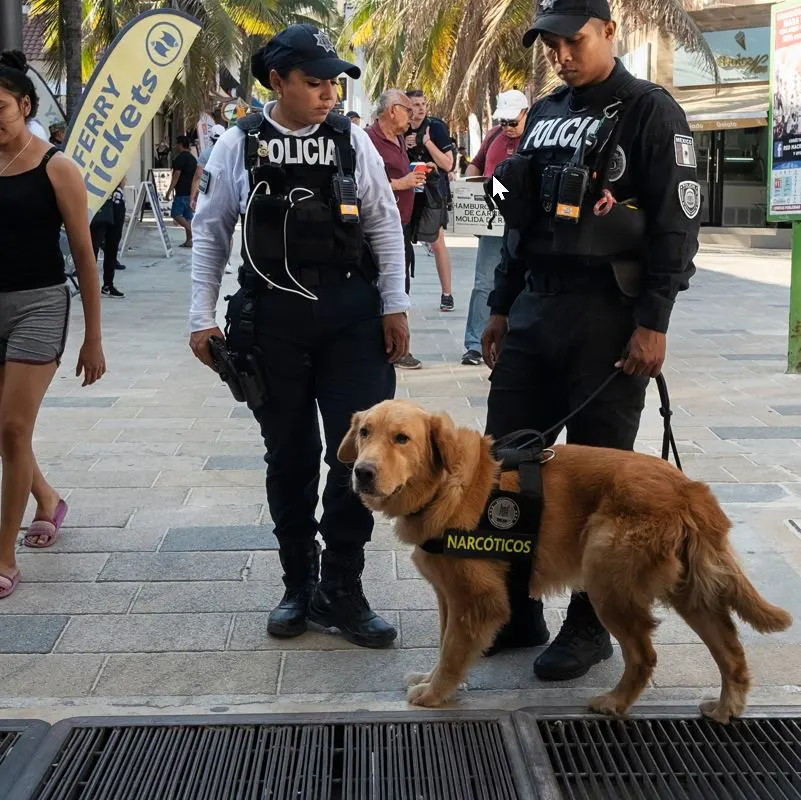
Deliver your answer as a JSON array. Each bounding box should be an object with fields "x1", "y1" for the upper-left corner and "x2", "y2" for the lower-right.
[
  {"x1": 429, "y1": 412, "x2": 460, "y2": 474},
  {"x1": 337, "y1": 411, "x2": 363, "y2": 464}
]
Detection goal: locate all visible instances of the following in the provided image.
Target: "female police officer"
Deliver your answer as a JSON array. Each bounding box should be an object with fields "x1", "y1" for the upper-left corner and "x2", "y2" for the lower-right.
[{"x1": 188, "y1": 24, "x2": 410, "y2": 648}]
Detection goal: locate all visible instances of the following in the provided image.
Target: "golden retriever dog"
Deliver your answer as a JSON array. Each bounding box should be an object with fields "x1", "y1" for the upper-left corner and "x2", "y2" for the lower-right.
[{"x1": 337, "y1": 399, "x2": 792, "y2": 724}]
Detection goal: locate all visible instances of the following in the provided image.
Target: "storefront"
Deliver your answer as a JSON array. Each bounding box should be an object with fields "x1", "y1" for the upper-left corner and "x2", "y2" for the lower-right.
[{"x1": 669, "y1": 17, "x2": 774, "y2": 228}]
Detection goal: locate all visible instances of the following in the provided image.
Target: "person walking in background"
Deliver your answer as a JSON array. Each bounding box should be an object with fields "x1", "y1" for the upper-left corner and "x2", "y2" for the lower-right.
[
  {"x1": 0, "y1": 51, "x2": 106, "y2": 598},
  {"x1": 367, "y1": 89, "x2": 427, "y2": 370},
  {"x1": 346, "y1": 110, "x2": 361, "y2": 127},
  {"x1": 89, "y1": 181, "x2": 126, "y2": 299},
  {"x1": 461, "y1": 90, "x2": 528, "y2": 366},
  {"x1": 166, "y1": 135, "x2": 197, "y2": 248},
  {"x1": 191, "y1": 124, "x2": 227, "y2": 210},
  {"x1": 405, "y1": 89, "x2": 456, "y2": 312}
]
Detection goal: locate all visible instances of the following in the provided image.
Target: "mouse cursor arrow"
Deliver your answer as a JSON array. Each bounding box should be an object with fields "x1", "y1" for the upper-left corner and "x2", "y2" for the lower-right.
[{"x1": 492, "y1": 177, "x2": 508, "y2": 200}]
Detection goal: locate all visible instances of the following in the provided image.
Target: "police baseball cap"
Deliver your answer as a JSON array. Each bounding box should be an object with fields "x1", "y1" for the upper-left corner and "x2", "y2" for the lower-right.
[
  {"x1": 251, "y1": 24, "x2": 361, "y2": 86},
  {"x1": 522, "y1": 0, "x2": 612, "y2": 47}
]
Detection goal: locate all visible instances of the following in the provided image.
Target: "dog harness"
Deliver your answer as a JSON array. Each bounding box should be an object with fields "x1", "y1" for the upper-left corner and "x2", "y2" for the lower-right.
[
  {"x1": 418, "y1": 372, "x2": 682, "y2": 562},
  {"x1": 419, "y1": 433, "x2": 548, "y2": 561}
]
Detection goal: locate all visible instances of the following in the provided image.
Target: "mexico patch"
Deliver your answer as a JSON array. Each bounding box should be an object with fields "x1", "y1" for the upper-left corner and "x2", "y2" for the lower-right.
[
  {"x1": 198, "y1": 170, "x2": 211, "y2": 194},
  {"x1": 678, "y1": 180, "x2": 701, "y2": 219},
  {"x1": 674, "y1": 134, "x2": 697, "y2": 168},
  {"x1": 442, "y1": 489, "x2": 540, "y2": 561}
]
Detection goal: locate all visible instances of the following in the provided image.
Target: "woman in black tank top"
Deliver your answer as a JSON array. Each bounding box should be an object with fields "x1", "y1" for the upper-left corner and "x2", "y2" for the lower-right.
[{"x1": 0, "y1": 51, "x2": 106, "y2": 598}]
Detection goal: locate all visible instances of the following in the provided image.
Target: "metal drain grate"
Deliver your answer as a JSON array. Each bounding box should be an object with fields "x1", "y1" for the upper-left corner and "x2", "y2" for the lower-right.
[
  {"x1": 0, "y1": 730, "x2": 21, "y2": 767},
  {"x1": 0, "y1": 721, "x2": 51, "y2": 798},
  {"x1": 538, "y1": 716, "x2": 801, "y2": 799},
  {"x1": 15, "y1": 716, "x2": 532, "y2": 800}
]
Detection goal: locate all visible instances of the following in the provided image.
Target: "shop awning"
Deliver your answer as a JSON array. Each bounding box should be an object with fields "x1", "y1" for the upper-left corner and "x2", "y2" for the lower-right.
[{"x1": 673, "y1": 84, "x2": 769, "y2": 132}]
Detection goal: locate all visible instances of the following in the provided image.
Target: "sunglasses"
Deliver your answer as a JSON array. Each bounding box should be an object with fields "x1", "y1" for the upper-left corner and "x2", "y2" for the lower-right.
[{"x1": 499, "y1": 117, "x2": 522, "y2": 127}]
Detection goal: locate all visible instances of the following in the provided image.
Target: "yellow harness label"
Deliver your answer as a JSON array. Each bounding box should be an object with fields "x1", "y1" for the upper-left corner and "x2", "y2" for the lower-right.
[{"x1": 444, "y1": 531, "x2": 533, "y2": 558}]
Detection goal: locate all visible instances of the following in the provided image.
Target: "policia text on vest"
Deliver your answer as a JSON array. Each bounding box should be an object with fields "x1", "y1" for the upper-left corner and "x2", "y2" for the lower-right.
[{"x1": 188, "y1": 24, "x2": 410, "y2": 650}]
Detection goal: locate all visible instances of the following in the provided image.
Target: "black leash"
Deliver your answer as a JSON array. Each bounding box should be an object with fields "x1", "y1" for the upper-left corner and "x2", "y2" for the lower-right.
[{"x1": 491, "y1": 370, "x2": 682, "y2": 472}]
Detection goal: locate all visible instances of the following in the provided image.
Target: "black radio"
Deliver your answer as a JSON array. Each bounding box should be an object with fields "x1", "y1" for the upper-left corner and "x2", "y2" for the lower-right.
[
  {"x1": 331, "y1": 173, "x2": 360, "y2": 224},
  {"x1": 554, "y1": 165, "x2": 590, "y2": 223}
]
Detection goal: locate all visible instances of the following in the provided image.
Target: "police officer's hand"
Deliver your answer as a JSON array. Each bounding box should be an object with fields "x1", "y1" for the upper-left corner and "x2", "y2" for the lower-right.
[
  {"x1": 383, "y1": 313, "x2": 410, "y2": 363},
  {"x1": 190, "y1": 327, "x2": 224, "y2": 370},
  {"x1": 482, "y1": 315, "x2": 508, "y2": 370},
  {"x1": 616, "y1": 327, "x2": 667, "y2": 378}
]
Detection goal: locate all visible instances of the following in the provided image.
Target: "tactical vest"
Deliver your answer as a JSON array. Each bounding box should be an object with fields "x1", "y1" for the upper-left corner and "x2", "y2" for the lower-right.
[
  {"x1": 237, "y1": 112, "x2": 364, "y2": 289},
  {"x1": 489, "y1": 74, "x2": 663, "y2": 269}
]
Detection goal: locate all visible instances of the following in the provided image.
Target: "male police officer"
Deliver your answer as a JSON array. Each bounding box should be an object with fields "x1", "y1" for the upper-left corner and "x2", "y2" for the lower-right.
[
  {"x1": 189, "y1": 24, "x2": 410, "y2": 648},
  {"x1": 482, "y1": 0, "x2": 700, "y2": 679}
]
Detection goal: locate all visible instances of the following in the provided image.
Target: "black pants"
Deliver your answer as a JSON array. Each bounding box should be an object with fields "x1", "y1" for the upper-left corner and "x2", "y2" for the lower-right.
[
  {"x1": 225, "y1": 274, "x2": 395, "y2": 549},
  {"x1": 403, "y1": 224, "x2": 414, "y2": 295},
  {"x1": 485, "y1": 282, "x2": 648, "y2": 449},
  {"x1": 90, "y1": 201, "x2": 125, "y2": 287}
]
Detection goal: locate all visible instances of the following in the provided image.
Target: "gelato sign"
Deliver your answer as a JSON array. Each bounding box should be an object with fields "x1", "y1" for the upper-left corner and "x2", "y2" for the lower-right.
[
  {"x1": 449, "y1": 180, "x2": 506, "y2": 237},
  {"x1": 673, "y1": 26, "x2": 770, "y2": 87}
]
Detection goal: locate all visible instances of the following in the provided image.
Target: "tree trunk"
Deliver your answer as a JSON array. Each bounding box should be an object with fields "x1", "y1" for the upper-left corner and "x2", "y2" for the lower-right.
[
  {"x1": 238, "y1": 33, "x2": 257, "y2": 103},
  {"x1": 63, "y1": 0, "x2": 83, "y2": 120}
]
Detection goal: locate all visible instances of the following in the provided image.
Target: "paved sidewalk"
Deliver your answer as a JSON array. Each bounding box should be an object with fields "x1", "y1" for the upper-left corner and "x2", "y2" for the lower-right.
[{"x1": 2, "y1": 223, "x2": 801, "y2": 722}]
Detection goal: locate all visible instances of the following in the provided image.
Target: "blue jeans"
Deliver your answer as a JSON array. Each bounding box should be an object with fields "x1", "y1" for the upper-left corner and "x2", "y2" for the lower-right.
[{"x1": 463, "y1": 235, "x2": 503, "y2": 353}]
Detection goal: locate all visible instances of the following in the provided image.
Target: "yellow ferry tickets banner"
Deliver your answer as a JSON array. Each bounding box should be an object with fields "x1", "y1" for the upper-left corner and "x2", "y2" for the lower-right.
[{"x1": 63, "y1": 9, "x2": 201, "y2": 216}]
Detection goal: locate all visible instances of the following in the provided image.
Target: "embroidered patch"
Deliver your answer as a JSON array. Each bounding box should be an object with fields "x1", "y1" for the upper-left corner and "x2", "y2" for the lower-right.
[
  {"x1": 314, "y1": 30, "x2": 336, "y2": 53},
  {"x1": 678, "y1": 180, "x2": 701, "y2": 219},
  {"x1": 607, "y1": 145, "x2": 627, "y2": 182},
  {"x1": 487, "y1": 496, "x2": 520, "y2": 530},
  {"x1": 198, "y1": 170, "x2": 211, "y2": 194},
  {"x1": 674, "y1": 134, "x2": 697, "y2": 168}
]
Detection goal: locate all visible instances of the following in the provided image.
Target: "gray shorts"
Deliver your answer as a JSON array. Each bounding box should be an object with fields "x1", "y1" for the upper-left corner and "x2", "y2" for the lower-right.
[{"x1": 0, "y1": 284, "x2": 70, "y2": 365}]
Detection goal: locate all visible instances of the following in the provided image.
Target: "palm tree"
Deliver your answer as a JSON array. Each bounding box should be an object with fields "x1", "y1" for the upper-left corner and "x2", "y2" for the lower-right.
[{"x1": 343, "y1": 0, "x2": 718, "y2": 130}]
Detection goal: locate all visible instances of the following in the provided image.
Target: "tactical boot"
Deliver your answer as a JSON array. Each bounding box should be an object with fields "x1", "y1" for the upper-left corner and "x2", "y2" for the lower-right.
[
  {"x1": 307, "y1": 549, "x2": 397, "y2": 648},
  {"x1": 533, "y1": 592, "x2": 613, "y2": 681},
  {"x1": 485, "y1": 561, "x2": 550, "y2": 657},
  {"x1": 267, "y1": 539, "x2": 320, "y2": 638}
]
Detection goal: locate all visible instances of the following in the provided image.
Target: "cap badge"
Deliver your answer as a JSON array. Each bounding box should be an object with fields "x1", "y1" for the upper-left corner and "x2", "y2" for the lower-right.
[{"x1": 313, "y1": 31, "x2": 336, "y2": 53}]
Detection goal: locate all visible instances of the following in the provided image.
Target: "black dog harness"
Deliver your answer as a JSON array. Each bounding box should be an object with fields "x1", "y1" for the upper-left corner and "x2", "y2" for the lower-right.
[{"x1": 419, "y1": 372, "x2": 681, "y2": 561}]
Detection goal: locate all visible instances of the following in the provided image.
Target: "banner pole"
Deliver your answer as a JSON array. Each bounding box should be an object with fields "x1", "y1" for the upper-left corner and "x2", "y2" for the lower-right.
[{"x1": 789, "y1": 221, "x2": 801, "y2": 374}]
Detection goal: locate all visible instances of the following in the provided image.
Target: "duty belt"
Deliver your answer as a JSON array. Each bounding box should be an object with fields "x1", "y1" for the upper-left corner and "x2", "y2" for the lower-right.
[
  {"x1": 238, "y1": 265, "x2": 351, "y2": 294},
  {"x1": 526, "y1": 267, "x2": 620, "y2": 295}
]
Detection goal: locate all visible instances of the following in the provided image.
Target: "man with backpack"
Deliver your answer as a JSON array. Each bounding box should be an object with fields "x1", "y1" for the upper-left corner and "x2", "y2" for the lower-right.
[
  {"x1": 405, "y1": 90, "x2": 456, "y2": 312},
  {"x1": 461, "y1": 90, "x2": 529, "y2": 366}
]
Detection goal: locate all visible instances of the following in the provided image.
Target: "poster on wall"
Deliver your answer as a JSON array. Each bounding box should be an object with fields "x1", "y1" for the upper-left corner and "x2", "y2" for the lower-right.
[
  {"x1": 768, "y1": 0, "x2": 801, "y2": 221},
  {"x1": 448, "y1": 179, "x2": 506, "y2": 237},
  {"x1": 673, "y1": 27, "x2": 770, "y2": 87}
]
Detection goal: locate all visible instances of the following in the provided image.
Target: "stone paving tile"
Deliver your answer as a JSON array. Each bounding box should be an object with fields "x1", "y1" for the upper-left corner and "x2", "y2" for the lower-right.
[
  {"x1": 160, "y1": 524, "x2": 277, "y2": 551},
  {"x1": 94, "y1": 652, "x2": 282, "y2": 696},
  {"x1": 14, "y1": 553, "x2": 110, "y2": 583},
  {"x1": 0, "y1": 583, "x2": 138, "y2": 615},
  {"x1": 38, "y1": 527, "x2": 165, "y2": 553},
  {"x1": 0, "y1": 616, "x2": 69, "y2": 653},
  {"x1": 133, "y1": 582, "x2": 282, "y2": 613},
  {"x1": 99, "y1": 552, "x2": 250, "y2": 582},
  {"x1": 0, "y1": 655, "x2": 105, "y2": 698},
  {"x1": 56, "y1": 613, "x2": 232, "y2": 653}
]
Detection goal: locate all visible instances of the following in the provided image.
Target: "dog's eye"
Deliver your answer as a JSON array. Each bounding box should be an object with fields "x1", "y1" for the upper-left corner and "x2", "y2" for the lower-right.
[
  {"x1": 394, "y1": 433, "x2": 410, "y2": 444},
  {"x1": 359, "y1": 427, "x2": 369, "y2": 438}
]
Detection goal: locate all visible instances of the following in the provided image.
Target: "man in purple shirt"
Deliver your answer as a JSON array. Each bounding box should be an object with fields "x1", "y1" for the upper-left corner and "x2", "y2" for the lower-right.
[{"x1": 461, "y1": 90, "x2": 529, "y2": 366}]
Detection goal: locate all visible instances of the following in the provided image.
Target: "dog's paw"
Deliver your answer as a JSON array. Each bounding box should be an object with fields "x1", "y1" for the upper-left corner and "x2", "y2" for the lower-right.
[
  {"x1": 700, "y1": 698, "x2": 741, "y2": 725},
  {"x1": 588, "y1": 693, "x2": 629, "y2": 718},
  {"x1": 404, "y1": 672, "x2": 432, "y2": 688},
  {"x1": 407, "y1": 682, "x2": 444, "y2": 708}
]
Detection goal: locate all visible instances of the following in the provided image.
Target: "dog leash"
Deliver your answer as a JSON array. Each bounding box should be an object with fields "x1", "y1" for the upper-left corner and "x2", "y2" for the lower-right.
[{"x1": 491, "y1": 370, "x2": 682, "y2": 472}]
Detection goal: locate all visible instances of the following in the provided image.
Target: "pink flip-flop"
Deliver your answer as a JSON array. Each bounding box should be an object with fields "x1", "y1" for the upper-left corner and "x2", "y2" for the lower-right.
[
  {"x1": 0, "y1": 569, "x2": 20, "y2": 599},
  {"x1": 24, "y1": 499, "x2": 68, "y2": 548}
]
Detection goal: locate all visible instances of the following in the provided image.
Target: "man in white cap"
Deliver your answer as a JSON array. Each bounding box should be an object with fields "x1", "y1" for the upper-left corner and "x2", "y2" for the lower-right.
[{"x1": 460, "y1": 89, "x2": 529, "y2": 366}]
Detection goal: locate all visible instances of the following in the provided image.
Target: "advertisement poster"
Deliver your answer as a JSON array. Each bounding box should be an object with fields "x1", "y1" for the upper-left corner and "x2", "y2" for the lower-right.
[
  {"x1": 63, "y1": 9, "x2": 201, "y2": 216},
  {"x1": 768, "y1": 0, "x2": 801, "y2": 221},
  {"x1": 449, "y1": 179, "x2": 506, "y2": 237},
  {"x1": 673, "y1": 27, "x2": 770, "y2": 87}
]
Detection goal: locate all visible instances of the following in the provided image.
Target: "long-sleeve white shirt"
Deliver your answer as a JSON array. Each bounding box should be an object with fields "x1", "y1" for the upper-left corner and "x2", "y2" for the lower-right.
[{"x1": 189, "y1": 102, "x2": 410, "y2": 332}]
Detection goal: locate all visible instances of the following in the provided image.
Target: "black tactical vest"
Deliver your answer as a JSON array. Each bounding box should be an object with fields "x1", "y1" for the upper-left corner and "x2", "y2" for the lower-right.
[{"x1": 237, "y1": 112, "x2": 364, "y2": 285}]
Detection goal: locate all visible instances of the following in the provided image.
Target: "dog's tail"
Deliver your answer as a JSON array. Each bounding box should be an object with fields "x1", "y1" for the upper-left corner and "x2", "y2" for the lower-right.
[{"x1": 678, "y1": 482, "x2": 792, "y2": 634}]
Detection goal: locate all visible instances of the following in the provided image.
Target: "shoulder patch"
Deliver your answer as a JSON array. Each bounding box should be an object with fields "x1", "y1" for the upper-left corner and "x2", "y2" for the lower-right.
[
  {"x1": 607, "y1": 145, "x2": 627, "y2": 182},
  {"x1": 674, "y1": 134, "x2": 697, "y2": 168},
  {"x1": 198, "y1": 169, "x2": 211, "y2": 194},
  {"x1": 678, "y1": 180, "x2": 701, "y2": 219}
]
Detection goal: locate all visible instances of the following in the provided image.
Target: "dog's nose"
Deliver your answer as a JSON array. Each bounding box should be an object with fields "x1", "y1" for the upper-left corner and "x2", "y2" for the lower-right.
[{"x1": 354, "y1": 463, "x2": 377, "y2": 490}]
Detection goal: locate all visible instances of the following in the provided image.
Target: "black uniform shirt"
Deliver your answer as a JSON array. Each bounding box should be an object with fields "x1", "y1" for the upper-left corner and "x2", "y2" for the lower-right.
[{"x1": 490, "y1": 60, "x2": 699, "y2": 334}]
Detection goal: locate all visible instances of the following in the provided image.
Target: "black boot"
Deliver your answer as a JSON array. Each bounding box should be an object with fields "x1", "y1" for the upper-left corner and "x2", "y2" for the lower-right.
[
  {"x1": 267, "y1": 539, "x2": 320, "y2": 638},
  {"x1": 533, "y1": 592, "x2": 613, "y2": 680},
  {"x1": 307, "y1": 549, "x2": 397, "y2": 648},
  {"x1": 485, "y1": 561, "x2": 550, "y2": 657}
]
